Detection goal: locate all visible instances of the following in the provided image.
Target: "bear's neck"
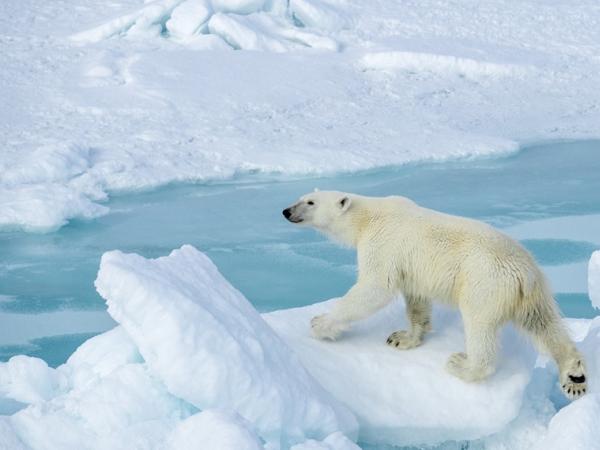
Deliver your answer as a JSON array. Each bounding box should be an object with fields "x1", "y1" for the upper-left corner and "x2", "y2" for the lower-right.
[{"x1": 322, "y1": 203, "x2": 373, "y2": 248}]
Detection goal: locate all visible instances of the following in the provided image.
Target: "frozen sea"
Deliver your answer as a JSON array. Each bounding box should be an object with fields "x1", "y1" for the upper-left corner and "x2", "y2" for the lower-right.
[{"x1": 1, "y1": 140, "x2": 599, "y2": 367}]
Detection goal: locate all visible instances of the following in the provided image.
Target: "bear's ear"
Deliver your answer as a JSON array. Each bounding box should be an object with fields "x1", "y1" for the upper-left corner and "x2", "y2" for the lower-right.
[
  {"x1": 313, "y1": 187, "x2": 320, "y2": 192},
  {"x1": 338, "y1": 196, "x2": 351, "y2": 213}
]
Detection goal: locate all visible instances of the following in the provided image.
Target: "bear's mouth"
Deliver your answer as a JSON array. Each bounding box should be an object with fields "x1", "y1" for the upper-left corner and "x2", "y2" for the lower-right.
[{"x1": 289, "y1": 218, "x2": 303, "y2": 223}]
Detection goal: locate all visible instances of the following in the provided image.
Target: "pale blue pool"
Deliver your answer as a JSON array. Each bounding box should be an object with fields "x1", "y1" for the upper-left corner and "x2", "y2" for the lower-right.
[{"x1": 0, "y1": 140, "x2": 599, "y2": 367}]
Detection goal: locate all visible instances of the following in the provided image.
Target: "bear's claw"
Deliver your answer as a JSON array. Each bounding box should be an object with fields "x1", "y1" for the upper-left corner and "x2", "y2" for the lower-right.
[{"x1": 560, "y1": 360, "x2": 587, "y2": 400}]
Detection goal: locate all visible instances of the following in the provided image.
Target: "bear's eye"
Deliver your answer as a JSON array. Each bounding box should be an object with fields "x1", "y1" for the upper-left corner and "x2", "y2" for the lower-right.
[{"x1": 307, "y1": 201, "x2": 314, "y2": 205}]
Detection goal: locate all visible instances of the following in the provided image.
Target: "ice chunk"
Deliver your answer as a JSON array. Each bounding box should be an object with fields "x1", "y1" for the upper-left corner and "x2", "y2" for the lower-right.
[
  {"x1": 208, "y1": 12, "x2": 337, "y2": 51},
  {"x1": 578, "y1": 316, "x2": 600, "y2": 389},
  {"x1": 588, "y1": 250, "x2": 600, "y2": 309},
  {"x1": 166, "y1": 410, "x2": 263, "y2": 450},
  {"x1": 62, "y1": 326, "x2": 142, "y2": 389},
  {"x1": 11, "y1": 362, "x2": 193, "y2": 450},
  {"x1": 71, "y1": 0, "x2": 184, "y2": 44},
  {"x1": 94, "y1": 245, "x2": 357, "y2": 446},
  {"x1": 0, "y1": 356, "x2": 65, "y2": 404},
  {"x1": 166, "y1": 0, "x2": 211, "y2": 38},
  {"x1": 211, "y1": 0, "x2": 266, "y2": 14},
  {"x1": 537, "y1": 393, "x2": 600, "y2": 450},
  {"x1": 0, "y1": 185, "x2": 108, "y2": 233},
  {"x1": 535, "y1": 317, "x2": 600, "y2": 449},
  {"x1": 265, "y1": 300, "x2": 536, "y2": 447},
  {"x1": 71, "y1": 0, "x2": 337, "y2": 51},
  {"x1": 289, "y1": 0, "x2": 348, "y2": 31},
  {"x1": 1, "y1": 326, "x2": 193, "y2": 450},
  {"x1": 208, "y1": 12, "x2": 289, "y2": 51},
  {"x1": 0, "y1": 417, "x2": 29, "y2": 450}
]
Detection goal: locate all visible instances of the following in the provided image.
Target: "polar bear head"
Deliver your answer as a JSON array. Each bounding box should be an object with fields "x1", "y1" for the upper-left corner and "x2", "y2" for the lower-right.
[{"x1": 282, "y1": 190, "x2": 352, "y2": 230}]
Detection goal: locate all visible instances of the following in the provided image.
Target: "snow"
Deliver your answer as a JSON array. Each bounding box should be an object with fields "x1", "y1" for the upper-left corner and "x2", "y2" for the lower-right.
[
  {"x1": 533, "y1": 317, "x2": 600, "y2": 450},
  {"x1": 1, "y1": 246, "x2": 600, "y2": 448},
  {"x1": 71, "y1": 0, "x2": 338, "y2": 50},
  {"x1": 165, "y1": 0, "x2": 211, "y2": 40},
  {"x1": 4, "y1": 0, "x2": 600, "y2": 231},
  {"x1": 0, "y1": 246, "x2": 357, "y2": 449},
  {"x1": 537, "y1": 393, "x2": 600, "y2": 450},
  {"x1": 588, "y1": 251, "x2": 600, "y2": 309},
  {"x1": 94, "y1": 245, "x2": 357, "y2": 446},
  {"x1": 266, "y1": 300, "x2": 536, "y2": 446},
  {"x1": 0, "y1": 417, "x2": 28, "y2": 450},
  {"x1": 165, "y1": 410, "x2": 264, "y2": 450},
  {"x1": 0, "y1": 356, "x2": 64, "y2": 404}
]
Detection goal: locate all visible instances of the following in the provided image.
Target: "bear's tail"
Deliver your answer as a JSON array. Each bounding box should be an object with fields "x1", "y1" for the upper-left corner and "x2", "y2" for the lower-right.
[{"x1": 516, "y1": 270, "x2": 587, "y2": 400}]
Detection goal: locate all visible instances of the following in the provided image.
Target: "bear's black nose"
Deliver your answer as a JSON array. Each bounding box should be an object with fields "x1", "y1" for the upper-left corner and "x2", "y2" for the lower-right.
[{"x1": 282, "y1": 208, "x2": 292, "y2": 219}]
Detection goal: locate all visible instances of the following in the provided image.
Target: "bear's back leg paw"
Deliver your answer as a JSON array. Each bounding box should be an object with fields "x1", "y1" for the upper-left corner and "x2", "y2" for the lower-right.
[{"x1": 560, "y1": 358, "x2": 587, "y2": 400}]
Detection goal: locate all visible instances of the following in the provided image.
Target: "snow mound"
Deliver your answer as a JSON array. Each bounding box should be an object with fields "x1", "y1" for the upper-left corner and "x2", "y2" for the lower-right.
[
  {"x1": 71, "y1": 0, "x2": 340, "y2": 51},
  {"x1": 0, "y1": 417, "x2": 28, "y2": 450},
  {"x1": 95, "y1": 245, "x2": 357, "y2": 446},
  {"x1": 0, "y1": 356, "x2": 64, "y2": 405},
  {"x1": 165, "y1": 410, "x2": 263, "y2": 450},
  {"x1": 7, "y1": 337, "x2": 194, "y2": 450},
  {"x1": 359, "y1": 51, "x2": 530, "y2": 79},
  {"x1": 265, "y1": 300, "x2": 537, "y2": 447},
  {"x1": 589, "y1": 250, "x2": 600, "y2": 309}
]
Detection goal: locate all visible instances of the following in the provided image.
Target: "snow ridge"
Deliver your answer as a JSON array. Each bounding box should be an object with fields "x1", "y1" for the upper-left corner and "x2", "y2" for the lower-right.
[{"x1": 71, "y1": 0, "x2": 340, "y2": 52}]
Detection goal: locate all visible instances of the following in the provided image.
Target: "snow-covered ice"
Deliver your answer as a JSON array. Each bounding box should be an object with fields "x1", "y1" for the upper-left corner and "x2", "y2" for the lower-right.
[
  {"x1": 1, "y1": 245, "x2": 581, "y2": 449},
  {"x1": 266, "y1": 300, "x2": 535, "y2": 446},
  {"x1": 165, "y1": 410, "x2": 264, "y2": 450},
  {"x1": 533, "y1": 317, "x2": 600, "y2": 450},
  {"x1": 0, "y1": 246, "x2": 361, "y2": 449},
  {"x1": 94, "y1": 245, "x2": 357, "y2": 446},
  {"x1": 3, "y1": 0, "x2": 600, "y2": 231}
]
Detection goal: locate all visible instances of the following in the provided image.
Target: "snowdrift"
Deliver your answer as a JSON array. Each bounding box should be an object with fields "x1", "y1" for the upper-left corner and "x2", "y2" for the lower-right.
[{"x1": 1, "y1": 246, "x2": 599, "y2": 449}]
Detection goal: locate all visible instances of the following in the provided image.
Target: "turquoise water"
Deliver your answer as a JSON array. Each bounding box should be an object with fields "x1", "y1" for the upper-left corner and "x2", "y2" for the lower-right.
[{"x1": 0, "y1": 140, "x2": 599, "y2": 366}]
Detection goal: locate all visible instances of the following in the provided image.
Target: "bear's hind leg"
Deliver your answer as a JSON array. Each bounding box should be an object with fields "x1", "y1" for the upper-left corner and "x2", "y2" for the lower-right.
[
  {"x1": 446, "y1": 310, "x2": 498, "y2": 382},
  {"x1": 519, "y1": 301, "x2": 587, "y2": 399},
  {"x1": 387, "y1": 295, "x2": 431, "y2": 350}
]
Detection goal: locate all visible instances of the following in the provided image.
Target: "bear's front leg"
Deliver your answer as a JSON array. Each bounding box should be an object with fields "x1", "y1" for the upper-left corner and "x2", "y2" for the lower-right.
[
  {"x1": 387, "y1": 295, "x2": 432, "y2": 350},
  {"x1": 311, "y1": 282, "x2": 394, "y2": 340}
]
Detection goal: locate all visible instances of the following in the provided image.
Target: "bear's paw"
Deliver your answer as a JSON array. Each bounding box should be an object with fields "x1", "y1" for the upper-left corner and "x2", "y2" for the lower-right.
[{"x1": 310, "y1": 314, "x2": 348, "y2": 340}]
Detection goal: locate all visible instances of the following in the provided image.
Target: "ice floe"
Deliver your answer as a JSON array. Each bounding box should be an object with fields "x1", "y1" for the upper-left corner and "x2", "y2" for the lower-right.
[
  {"x1": 95, "y1": 245, "x2": 357, "y2": 446},
  {"x1": 4, "y1": 246, "x2": 594, "y2": 449},
  {"x1": 266, "y1": 300, "x2": 536, "y2": 446}
]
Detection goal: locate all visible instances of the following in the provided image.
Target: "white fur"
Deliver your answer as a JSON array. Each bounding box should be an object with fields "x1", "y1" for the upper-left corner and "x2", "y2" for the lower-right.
[{"x1": 284, "y1": 191, "x2": 587, "y2": 399}]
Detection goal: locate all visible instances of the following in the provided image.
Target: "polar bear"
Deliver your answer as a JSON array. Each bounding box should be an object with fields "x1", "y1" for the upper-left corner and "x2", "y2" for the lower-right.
[{"x1": 282, "y1": 190, "x2": 587, "y2": 399}]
